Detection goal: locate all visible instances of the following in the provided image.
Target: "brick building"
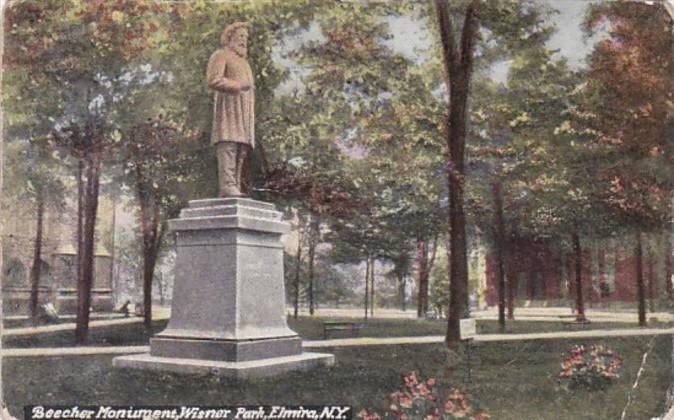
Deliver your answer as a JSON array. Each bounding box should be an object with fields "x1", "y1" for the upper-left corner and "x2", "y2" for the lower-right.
[{"x1": 484, "y1": 237, "x2": 672, "y2": 307}]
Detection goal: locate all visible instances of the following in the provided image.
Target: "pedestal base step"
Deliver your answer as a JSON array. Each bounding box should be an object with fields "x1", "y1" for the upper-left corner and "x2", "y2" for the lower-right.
[
  {"x1": 150, "y1": 335, "x2": 302, "y2": 362},
  {"x1": 113, "y1": 352, "x2": 334, "y2": 379}
]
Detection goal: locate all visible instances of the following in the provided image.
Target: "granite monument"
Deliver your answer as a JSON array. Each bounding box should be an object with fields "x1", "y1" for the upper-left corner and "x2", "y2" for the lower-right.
[{"x1": 113, "y1": 23, "x2": 334, "y2": 378}]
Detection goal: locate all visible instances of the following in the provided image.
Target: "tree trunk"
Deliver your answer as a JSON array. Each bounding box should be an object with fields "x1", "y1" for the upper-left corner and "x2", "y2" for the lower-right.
[
  {"x1": 416, "y1": 235, "x2": 428, "y2": 318},
  {"x1": 399, "y1": 273, "x2": 406, "y2": 312},
  {"x1": 76, "y1": 160, "x2": 84, "y2": 309},
  {"x1": 665, "y1": 232, "x2": 673, "y2": 300},
  {"x1": 135, "y1": 167, "x2": 165, "y2": 330},
  {"x1": 143, "y1": 205, "x2": 160, "y2": 329},
  {"x1": 364, "y1": 258, "x2": 370, "y2": 321},
  {"x1": 647, "y1": 246, "x2": 656, "y2": 313},
  {"x1": 435, "y1": 0, "x2": 480, "y2": 348},
  {"x1": 110, "y1": 195, "x2": 117, "y2": 306},
  {"x1": 75, "y1": 155, "x2": 102, "y2": 344},
  {"x1": 597, "y1": 242, "x2": 606, "y2": 298},
  {"x1": 293, "y1": 232, "x2": 302, "y2": 320},
  {"x1": 505, "y1": 251, "x2": 517, "y2": 320},
  {"x1": 572, "y1": 231, "x2": 586, "y2": 322},
  {"x1": 636, "y1": 228, "x2": 646, "y2": 326},
  {"x1": 527, "y1": 268, "x2": 536, "y2": 301},
  {"x1": 427, "y1": 235, "x2": 438, "y2": 314},
  {"x1": 370, "y1": 258, "x2": 375, "y2": 316},
  {"x1": 29, "y1": 187, "x2": 45, "y2": 325},
  {"x1": 307, "y1": 213, "x2": 319, "y2": 316},
  {"x1": 564, "y1": 253, "x2": 574, "y2": 300},
  {"x1": 492, "y1": 181, "x2": 506, "y2": 331}
]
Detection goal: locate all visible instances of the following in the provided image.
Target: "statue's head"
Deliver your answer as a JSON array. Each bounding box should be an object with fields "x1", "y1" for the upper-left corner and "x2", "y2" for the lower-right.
[{"x1": 221, "y1": 22, "x2": 248, "y2": 58}]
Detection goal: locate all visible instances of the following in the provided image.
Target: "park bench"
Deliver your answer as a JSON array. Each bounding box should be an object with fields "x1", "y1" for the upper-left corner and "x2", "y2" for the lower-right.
[
  {"x1": 425, "y1": 311, "x2": 437, "y2": 320},
  {"x1": 322, "y1": 320, "x2": 364, "y2": 339},
  {"x1": 37, "y1": 303, "x2": 60, "y2": 324},
  {"x1": 559, "y1": 315, "x2": 591, "y2": 330},
  {"x1": 114, "y1": 300, "x2": 131, "y2": 318}
]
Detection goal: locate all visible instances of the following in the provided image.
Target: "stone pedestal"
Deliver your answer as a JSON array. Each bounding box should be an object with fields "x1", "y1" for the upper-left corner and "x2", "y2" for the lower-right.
[{"x1": 114, "y1": 198, "x2": 333, "y2": 378}]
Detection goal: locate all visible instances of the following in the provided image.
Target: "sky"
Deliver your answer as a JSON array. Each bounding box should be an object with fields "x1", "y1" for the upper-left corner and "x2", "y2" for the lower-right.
[
  {"x1": 491, "y1": 0, "x2": 598, "y2": 82},
  {"x1": 274, "y1": 1, "x2": 601, "y2": 92}
]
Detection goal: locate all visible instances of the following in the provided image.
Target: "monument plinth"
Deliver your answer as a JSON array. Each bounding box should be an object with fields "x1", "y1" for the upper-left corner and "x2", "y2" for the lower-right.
[{"x1": 114, "y1": 198, "x2": 334, "y2": 378}]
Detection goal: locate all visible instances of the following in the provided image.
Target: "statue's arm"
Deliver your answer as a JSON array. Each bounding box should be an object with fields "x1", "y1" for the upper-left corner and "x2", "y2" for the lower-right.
[{"x1": 207, "y1": 51, "x2": 241, "y2": 93}]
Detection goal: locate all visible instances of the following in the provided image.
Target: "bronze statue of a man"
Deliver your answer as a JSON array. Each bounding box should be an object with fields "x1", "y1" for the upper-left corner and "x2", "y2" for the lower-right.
[{"x1": 207, "y1": 22, "x2": 254, "y2": 197}]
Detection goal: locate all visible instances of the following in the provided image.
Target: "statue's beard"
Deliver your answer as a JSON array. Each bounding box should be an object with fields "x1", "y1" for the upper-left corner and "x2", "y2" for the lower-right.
[{"x1": 231, "y1": 43, "x2": 247, "y2": 58}]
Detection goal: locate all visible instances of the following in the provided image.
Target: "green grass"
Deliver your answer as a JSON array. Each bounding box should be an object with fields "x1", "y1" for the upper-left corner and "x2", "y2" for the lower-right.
[
  {"x1": 4, "y1": 316, "x2": 670, "y2": 348},
  {"x1": 476, "y1": 319, "x2": 673, "y2": 334},
  {"x1": 3, "y1": 335, "x2": 671, "y2": 419},
  {"x1": 2, "y1": 320, "x2": 169, "y2": 348},
  {"x1": 3, "y1": 317, "x2": 447, "y2": 348}
]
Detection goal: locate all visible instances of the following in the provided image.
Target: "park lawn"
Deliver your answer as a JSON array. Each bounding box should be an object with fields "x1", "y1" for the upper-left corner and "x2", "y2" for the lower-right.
[
  {"x1": 2, "y1": 319, "x2": 170, "y2": 348},
  {"x1": 3, "y1": 317, "x2": 448, "y2": 348},
  {"x1": 4, "y1": 316, "x2": 671, "y2": 348},
  {"x1": 475, "y1": 319, "x2": 673, "y2": 334},
  {"x1": 3, "y1": 335, "x2": 670, "y2": 420}
]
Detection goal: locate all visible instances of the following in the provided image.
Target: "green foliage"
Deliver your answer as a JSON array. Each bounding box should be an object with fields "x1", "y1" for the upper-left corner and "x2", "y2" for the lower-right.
[{"x1": 580, "y1": 2, "x2": 673, "y2": 233}]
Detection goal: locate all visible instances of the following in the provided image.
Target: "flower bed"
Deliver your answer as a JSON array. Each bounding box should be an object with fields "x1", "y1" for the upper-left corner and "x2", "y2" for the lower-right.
[
  {"x1": 559, "y1": 344, "x2": 623, "y2": 390},
  {"x1": 357, "y1": 372, "x2": 489, "y2": 420}
]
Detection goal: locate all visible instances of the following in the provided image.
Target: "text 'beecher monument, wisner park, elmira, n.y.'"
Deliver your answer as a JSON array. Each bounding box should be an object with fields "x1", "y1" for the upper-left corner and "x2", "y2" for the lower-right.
[{"x1": 113, "y1": 23, "x2": 334, "y2": 378}]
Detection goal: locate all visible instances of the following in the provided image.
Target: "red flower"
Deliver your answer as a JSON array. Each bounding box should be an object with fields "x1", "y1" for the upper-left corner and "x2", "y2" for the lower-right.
[
  {"x1": 398, "y1": 394, "x2": 413, "y2": 409},
  {"x1": 444, "y1": 399, "x2": 456, "y2": 414},
  {"x1": 403, "y1": 372, "x2": 418, "y2": 388},
  {"x1": 474, "y1": 409, "x2": 491, "y2": 420},
  {"x1": 356, "y1": 409, "x2": 381, "y2": 420},
  {"x1": 417, "y1": 384, "x2": 435, "y2": 401}
]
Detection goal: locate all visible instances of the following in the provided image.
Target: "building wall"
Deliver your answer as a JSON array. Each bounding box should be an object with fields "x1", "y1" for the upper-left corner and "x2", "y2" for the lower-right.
[
  {"x1": 484, "y1": 238, "x2": 667, "y2": 306},
  {"x1": 2, "y1": 198, "x2": 114, "y2": 314}
]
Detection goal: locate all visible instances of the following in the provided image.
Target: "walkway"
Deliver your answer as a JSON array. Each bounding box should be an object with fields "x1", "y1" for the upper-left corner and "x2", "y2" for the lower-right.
[
  {"x1": 303, "y1": 327, "x2": 674, "y2": 347},
  {"x1": 4, "y1": 307, "x2": 669, "y2": 338},
  {"x1": 3, "y1": 327, "x2": 671, "y2": 358},
  {"x1": 2, "y1": 308, "x2": 171, "y2": 337},
  {"x1": 294, "y1": 307, "x2": 674, "y2": 323}
]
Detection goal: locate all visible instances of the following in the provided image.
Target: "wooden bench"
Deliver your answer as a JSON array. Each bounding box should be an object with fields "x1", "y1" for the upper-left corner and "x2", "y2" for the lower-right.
[
  {"x1": 37, "y1": 303, "x2": 60, "y2": 324},
  {"x1": 559, "y1": 315, "x2": 591, "y2": 330},
  {"x1": 114, "y1": 300, "x2": 131, "y2": 318},
  {"x1": 323, "y1": 320, "x2": 364, "y2": 339}
]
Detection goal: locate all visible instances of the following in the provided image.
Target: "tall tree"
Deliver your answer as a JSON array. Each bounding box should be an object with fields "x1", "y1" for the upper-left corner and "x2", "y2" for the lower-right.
[
  {"x1": 584, "y1": 1, "x2": 673, "y2": 326},
  {"x1": 434, "y1": 0, "x2": 480, "y2": 346},
  {"x1": 117, "y1": 116, "x2": 199, "y2": 328},
  {"x1": 5, "y1": 0, "x2": 166, "y2": 342},
  {"x1": 431, "y1": 0, "x2": 555, "y2": 345}
]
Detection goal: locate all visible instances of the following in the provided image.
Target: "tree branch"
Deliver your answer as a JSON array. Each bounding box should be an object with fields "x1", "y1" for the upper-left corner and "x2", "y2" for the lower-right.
[
  {"x1": 459, "y1": 0, "x2": 481, "y2": 75},
  {"x1": 434, "y1": 0, "x2": 459, "y2": 85}
]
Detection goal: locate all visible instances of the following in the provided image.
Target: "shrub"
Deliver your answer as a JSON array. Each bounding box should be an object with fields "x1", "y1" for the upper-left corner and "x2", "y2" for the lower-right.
[
  {"x1": 357, "y1": 372, "x2": 489, "y2": 420},
  {"x1": 559, "y1": 344, "x2": 623, "y2": 390}
]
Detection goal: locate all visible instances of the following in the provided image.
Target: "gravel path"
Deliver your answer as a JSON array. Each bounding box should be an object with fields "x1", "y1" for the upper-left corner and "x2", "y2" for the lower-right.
[{"x1": 3, "y1": 327, "x2": 671, "y2": 357}]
